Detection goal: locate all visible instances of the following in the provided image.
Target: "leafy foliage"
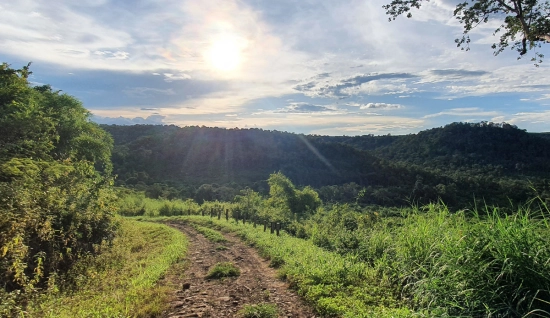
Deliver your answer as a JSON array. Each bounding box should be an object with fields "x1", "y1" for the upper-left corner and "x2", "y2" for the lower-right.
[
  {"x1": 0, "y1": 64, "x2": 117, "y2": 300},
  {"x1": 383, "y1": 0, "x2": 550, "y2": 64}
]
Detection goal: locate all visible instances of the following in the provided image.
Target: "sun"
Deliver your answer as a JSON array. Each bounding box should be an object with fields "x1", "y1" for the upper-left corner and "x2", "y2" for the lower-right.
[{"x1": 206, "y1": 37, "x2": 242, "y2": 72}]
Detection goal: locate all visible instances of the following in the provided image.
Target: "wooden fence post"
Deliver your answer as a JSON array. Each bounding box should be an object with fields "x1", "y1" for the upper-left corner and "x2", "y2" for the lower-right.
[
  {"x1": 276, "y1": 223, "x2": 280, "y2": 236},
  {"x1": 263, "y1": 222, "x2": 267, "y2": 232},
  {"x1": 270, "y1": 222, "x2": 274, "y2": 234},
  {"x1": 225, "y1": 209, "x2": 229, "y2": 221}
]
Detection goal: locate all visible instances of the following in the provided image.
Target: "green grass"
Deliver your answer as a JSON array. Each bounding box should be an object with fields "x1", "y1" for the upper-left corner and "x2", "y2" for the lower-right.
[
  {"x1": 142, "y1": 198, "x2": 550, "y2": 317},
  {"x1": 191, "y1": 224, "x2": 228, "y2": 243},
  {"x1": 156, "y1": 216, "x2": 411, "y2": 317},
  {"x1": 26, "y1": 218, "x2": 188, "y2": 317},
  {"x1": 205, "y1": 262, "x2": 241, "y2": 279},
  {"x1": 238, "y1": 303, "x2": 278, "y2": 318}
]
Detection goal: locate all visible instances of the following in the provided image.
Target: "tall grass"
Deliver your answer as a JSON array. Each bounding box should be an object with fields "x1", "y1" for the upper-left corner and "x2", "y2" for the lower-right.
[
  {"x1": 115, "y1": 191, "x2": 236, "y2": 217},
  {"x1": 24, "y1": 219, "x2": 188, "y2": 317}
]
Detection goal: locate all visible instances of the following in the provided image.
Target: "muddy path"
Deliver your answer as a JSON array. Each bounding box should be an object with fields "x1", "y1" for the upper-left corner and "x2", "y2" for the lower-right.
[{"x1": 162, "y1": 222, "x2": 316, "y2": 318}]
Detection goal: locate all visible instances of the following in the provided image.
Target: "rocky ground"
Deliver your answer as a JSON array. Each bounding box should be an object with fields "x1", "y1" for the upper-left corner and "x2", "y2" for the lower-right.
[{"x1": 162, "y1": 222, "x2": 316, "y2": 318}]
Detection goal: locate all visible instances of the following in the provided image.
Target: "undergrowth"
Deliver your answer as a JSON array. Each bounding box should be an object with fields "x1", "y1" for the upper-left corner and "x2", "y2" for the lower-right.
[{"x1": 22, "y1": 219, "x2": 188, "y2": 318}]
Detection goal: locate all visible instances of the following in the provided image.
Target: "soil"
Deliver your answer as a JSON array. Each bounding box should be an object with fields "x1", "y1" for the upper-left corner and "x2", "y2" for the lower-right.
[{"x1": 162, "y1": 222, "x2": 317, "y2": 318}]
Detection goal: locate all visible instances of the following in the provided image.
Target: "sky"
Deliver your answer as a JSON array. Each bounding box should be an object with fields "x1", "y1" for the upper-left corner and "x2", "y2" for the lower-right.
[{"x1": 2, "y1": 0, "x2": 550, "y2": 135}]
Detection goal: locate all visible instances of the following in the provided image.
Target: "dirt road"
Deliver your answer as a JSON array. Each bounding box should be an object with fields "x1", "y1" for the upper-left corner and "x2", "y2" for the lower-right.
[{"x1": 162, "y1": 222, "x2": 316, "y2": 318}]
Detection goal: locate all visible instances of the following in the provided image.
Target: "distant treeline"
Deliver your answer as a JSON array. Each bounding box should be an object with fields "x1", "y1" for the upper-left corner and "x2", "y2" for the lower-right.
[{"x1": 102, "y1": 122, "x2": 550, "y2": 209}]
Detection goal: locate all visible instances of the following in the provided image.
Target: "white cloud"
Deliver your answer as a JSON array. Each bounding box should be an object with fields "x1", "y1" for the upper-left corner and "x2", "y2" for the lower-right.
[
  {"x1": 360, "y1": 103, "x2": 403, "y2": 110},
  {"x1": 424, "y1": 107, "x2": 500, "y2": 119}
]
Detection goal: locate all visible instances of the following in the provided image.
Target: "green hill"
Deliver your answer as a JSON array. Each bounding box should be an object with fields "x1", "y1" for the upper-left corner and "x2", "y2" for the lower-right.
[{"x1": 102, "y1": 123, "x2": 550, "y2": 208}]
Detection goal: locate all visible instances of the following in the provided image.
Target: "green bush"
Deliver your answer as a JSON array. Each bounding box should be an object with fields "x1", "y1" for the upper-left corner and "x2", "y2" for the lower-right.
[{"x1": 0, "y1": 64, "x2": 117, "y2": 307}]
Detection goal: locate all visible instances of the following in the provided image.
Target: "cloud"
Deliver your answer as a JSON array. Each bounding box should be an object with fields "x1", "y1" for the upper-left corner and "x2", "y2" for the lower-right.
[
  {"x1": 93, "y1": 50, "x2": 130, "y2": 60},
  {"x1": 430, "y1": 69, "x2": 488, "y2": 77},
  {"x1": 424, "y1": 107, "x2": 500, "y2": 119},
  {"x1": 360, "y1": 103, "x2": 403, "y2": 110},
  {"x1": 275, "y1": 102, "x2": 337, "y2": 113},
  {"x1": 123, "y1": 87, "x2": 176, "y2": 98},
  {"x1": 163, "y1": 72, "x2": 192, "y2": 82},
  {"x1": 294, "y1": 73, "x2": 417, "y2": 98}
]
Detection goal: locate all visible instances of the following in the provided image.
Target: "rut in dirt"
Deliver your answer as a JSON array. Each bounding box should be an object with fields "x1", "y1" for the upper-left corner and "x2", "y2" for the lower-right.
[{"x1": 162, "y1": 222, "x2": 316, "y2": 318}]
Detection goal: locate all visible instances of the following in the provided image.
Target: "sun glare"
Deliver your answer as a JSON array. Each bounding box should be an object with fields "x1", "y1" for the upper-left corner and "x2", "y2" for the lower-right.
[{"x1": 206, "y1": 37, "x2": 242, "y2": 72}]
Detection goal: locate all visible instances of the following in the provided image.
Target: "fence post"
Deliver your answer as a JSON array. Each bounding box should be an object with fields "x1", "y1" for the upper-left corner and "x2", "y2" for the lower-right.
[
  {"x1": 225, "y1": 209, "x2": 229, "y2": 221},
  {"x1": 263, "y1": 222, "x2": 267, "y2": 232},
  {"x1": 270, "y1": 222, "x2": 274, "y2": 234},
  {"x1": 218, "y1": 210, "x2": 221, "y2": 220},
  {"x1": 201, "y1": 209, "x2": 204, "y2": 217},
  {"x1": 276, "y1": 223, "x2": 280, "y2": 236}
]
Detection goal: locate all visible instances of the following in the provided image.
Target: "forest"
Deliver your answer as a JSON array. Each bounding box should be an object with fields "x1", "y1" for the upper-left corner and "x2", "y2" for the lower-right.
[
  {"x1": 104, "y1": 122, "x2": 550, "y2": 209},
  {"x1": 2, "y1": 63, "x2": 550, "y2": 317}
]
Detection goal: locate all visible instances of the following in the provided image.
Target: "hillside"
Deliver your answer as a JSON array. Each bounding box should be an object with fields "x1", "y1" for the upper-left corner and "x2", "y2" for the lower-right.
[
  {"x1": 103, "y1": 125, "x2": 419, "y2": 188},
  {"x1": 103, "y1": 123, "x2": 550, "y2": 208},
  {"x1": 315, "y1": 122, "x2": 550, "y2": 178}
]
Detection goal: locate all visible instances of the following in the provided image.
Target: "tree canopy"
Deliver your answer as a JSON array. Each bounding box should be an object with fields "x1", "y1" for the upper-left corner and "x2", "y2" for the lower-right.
[{"x1": 383, "y1": 0, "x2": 550, "y2": 64}]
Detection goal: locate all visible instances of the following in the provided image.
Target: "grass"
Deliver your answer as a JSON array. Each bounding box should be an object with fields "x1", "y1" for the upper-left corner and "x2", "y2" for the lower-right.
[
  {"x1": 238, "y1": 303, "x2": 278, "y2": 318},
  {"x1": 206, "y1": 262, "x2": 241, "y2": 279},
  {"x1": 154, "y1": 216, "x2": 411, "y2": 317},
  {"x1": 148, "y1": 202, "x2": 550, "y2": 318},
  {"x1": 191, "y1": 224, "x2": 228, "y2": 243},
  {"x1": 25, "y1": 218, "x2": 188, "y2": 317}
]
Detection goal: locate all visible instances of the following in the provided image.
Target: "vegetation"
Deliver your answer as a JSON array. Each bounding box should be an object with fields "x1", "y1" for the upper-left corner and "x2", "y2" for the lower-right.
[
  {"x1": 191, "y1": 224, "x2": 228, "y2": 243},
  {"x1": 206, "y1": 262, "x2": 241, "y2": 279},
  {"x1": 160, "y1": 196, "x2": 550, "y2": 317},
  {"x1": 3, "y1": 62, "x2": 550, "y2": 317},
  {"x1": 383, "y1": 0, "x2": 550, "y2": 64},
  {"x1": 0, "y1": 63, "x2": 118, "y2": 313},
  {"x1": 238, "y1": 303, "x2": 278, "y2": 318},
  {"x1": 2, "y1": 219, "x2": 187, "y2": 317},
  {"x1": 104, "y1": 123, "x2": 550, "y2": 209}
]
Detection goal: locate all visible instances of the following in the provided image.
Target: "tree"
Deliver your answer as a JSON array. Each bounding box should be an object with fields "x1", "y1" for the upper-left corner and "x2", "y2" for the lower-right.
[
  {"x1": 0, "y1": 63, "x2": 117, "y2": 296},
  {"x1": 266, "y1": 172, "x2": 322, "y2": 221},
  {"x1": 383, "y1": 0, "x2": 550, "y2": 64}
]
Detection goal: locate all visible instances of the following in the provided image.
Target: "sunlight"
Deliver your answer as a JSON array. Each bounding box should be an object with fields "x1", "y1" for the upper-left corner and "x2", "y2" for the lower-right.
[{"x1": 206, "y1": 37, "x2": 242, "y2": 72}]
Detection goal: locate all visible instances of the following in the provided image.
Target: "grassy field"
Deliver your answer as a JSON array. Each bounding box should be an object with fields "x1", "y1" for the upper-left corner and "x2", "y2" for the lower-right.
[
  {"x1": 25, "y1": 219, "x2": 188, "y2": 318},
  {"x1": 151, "y1": 201, "x2": 550, "y2": 317}
]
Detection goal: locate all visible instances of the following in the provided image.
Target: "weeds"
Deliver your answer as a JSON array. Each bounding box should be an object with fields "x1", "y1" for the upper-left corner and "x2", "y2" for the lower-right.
[
  {"x1": 238, "y1": 303, "x2": 278, "y2": 318},
  {"x1": 206, "y1": 262, "x2": 241, "y2": 279}
]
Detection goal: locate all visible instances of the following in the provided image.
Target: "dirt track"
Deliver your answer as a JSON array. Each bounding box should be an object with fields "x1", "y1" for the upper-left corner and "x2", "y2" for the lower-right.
[{"x1": 162, "y1": 222, "x2": 316, "y2": 318}]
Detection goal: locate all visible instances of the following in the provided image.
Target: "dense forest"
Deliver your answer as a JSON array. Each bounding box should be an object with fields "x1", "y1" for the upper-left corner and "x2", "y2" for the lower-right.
[{"x1": 103, "y1": 123, "x2": 550, "y2": 209}]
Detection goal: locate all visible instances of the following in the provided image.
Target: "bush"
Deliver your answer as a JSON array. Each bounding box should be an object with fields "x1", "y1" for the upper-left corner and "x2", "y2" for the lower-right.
[{"x1": 0, "y1": 64, "x2": 117, "y2": 303}]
